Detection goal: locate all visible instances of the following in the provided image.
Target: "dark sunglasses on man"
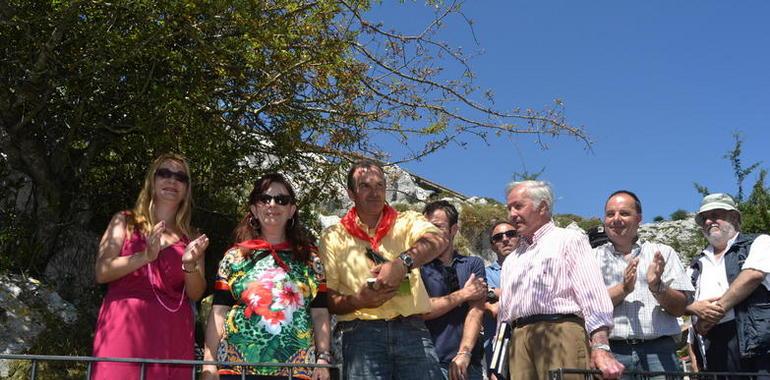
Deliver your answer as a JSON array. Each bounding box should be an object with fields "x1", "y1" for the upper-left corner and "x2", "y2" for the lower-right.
[
  {"x1": 442, "y1": 265, "x2": 460, "y2": 293},
  {"x1": 491, "y1": 230, "x2": 517, "y2": 243},
  {"x1": 256, "y1": 194, "x2": 293, "y2": 206},
  {"x1": 155, "y1": 168, "x2": 189, "y2": 184}
]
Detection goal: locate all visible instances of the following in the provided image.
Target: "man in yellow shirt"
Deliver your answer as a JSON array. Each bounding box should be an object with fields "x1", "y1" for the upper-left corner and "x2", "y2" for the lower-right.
[{"x1": 319, "y1": 159, "x2": 447, "y2": 379}]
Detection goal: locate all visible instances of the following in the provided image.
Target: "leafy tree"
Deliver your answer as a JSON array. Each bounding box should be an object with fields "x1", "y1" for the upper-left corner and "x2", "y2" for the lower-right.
[
  {"x1": 670, "y1": 209, "x2": 689, "y2": 221},
  {"x1": 653, "y1": 215, "x2": 664, "y2": 222},
  {"x1": 694, "y1": 133, "x2": 769, "y2": 233},
  {"x1": 724, "y1": 132, "x2": 761, "y2": 202},
  {"x1": 1, "y1": 1, "x2": 589, "y2": 295},
  {"x1": 741, "y1": 169, "x2": 770, "y2": 233}
]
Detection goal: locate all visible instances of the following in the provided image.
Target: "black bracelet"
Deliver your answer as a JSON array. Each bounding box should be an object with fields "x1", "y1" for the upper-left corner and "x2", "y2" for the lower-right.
[{"x1": 316, "y1": 351, "x2": 333, "y2": 364}]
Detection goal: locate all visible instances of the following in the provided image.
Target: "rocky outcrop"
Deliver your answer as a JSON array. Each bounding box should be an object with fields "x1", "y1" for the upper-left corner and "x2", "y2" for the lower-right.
[
  {"x1": 0, "y1": 274, "x2": 78, "y2": 376},
  {"x1": 639, "y1": 218, "x2": 704, "y2": 262}
]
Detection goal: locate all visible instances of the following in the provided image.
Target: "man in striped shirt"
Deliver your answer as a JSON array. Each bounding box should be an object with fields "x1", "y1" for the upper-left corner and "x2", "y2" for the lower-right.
[
  {"x1": 594, "y1": 190, "x2": 693, "y2": 376},
  {"x1": 499, "y1": 180, "x2": 624, "y2": 379}
]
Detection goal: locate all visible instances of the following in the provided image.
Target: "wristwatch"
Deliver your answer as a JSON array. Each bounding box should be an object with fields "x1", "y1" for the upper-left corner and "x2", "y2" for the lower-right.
[
  {"x1": 398, "y1": 252, "x2": 415, "y2": 270},
  {"x1": 590, "y1": 343, "x2": 611, "y2": 352}
]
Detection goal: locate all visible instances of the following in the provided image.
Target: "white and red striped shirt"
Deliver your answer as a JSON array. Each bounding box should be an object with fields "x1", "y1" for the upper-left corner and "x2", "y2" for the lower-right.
[{"x1": 499, "y1": 221, "x2": 614, "y2": 334}]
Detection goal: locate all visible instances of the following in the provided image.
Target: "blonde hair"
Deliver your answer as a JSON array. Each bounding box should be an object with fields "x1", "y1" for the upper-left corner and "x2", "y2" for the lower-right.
[{"x1": 128, "y1": 153, "x2": 194, "y2": 238}]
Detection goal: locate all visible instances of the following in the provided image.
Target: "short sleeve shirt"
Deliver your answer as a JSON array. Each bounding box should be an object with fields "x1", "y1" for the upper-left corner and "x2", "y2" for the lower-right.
[
  {"x1": 420, "y1": 253, "x2": 486, "y2": 365},
  {"x1": 212, "y1": 245, "x2": 326, "y2": 378},
  {"x1": 319, "y1": 210, "x2": 441, "y2": 321},
  {"x1": 593, "y1": 241, "x2": 693, "y2": 339}
]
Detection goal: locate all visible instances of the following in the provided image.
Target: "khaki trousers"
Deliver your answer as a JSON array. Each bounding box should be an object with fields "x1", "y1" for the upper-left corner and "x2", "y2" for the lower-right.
[{"x1": 508, "y1": 319, "x2": 590, "y2": 380}]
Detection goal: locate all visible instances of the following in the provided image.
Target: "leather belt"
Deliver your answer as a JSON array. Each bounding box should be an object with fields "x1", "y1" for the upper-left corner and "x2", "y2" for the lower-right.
[
  {"x1": 610, "y1": 336, "x2": 670, "y2": 346},
  {"x1": 514, "y1": 313, "x2": 580, "y2": 328}
]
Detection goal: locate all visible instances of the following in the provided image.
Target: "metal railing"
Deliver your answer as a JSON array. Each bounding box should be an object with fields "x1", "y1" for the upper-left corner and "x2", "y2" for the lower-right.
[
  {"x1": 548, "y1": 367, "x2": 767, "y2": 379},
  {"x1": 0, "y1": 354, "x2": 341, "y2": 379}
]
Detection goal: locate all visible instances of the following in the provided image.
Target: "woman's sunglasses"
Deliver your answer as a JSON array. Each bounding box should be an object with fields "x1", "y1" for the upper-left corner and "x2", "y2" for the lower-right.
[
  {"x1": 256, "y1": 194, "x2": 293, "y2": 206},
  {"x1": 155, "y1": 168, "x2": 189, "y2": 184},
  {"x1": 491, "y1": 230, "x2": 517, "y2": 243}
]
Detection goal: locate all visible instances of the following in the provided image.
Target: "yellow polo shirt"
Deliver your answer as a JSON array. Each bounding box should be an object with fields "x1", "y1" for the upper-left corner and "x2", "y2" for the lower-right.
[{"x1": 319, "y1": 210, "x2": 440, "y2": 321}]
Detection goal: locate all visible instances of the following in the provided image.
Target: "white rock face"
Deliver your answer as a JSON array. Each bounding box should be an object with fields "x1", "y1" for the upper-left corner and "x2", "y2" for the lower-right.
[
  {"x1": 0, "y1": 274, "x2": 78, "y2": 376},
  {"x1": 319, "y1": 215, "x2": 341, "y2": 230},
  {"x1": 313, "y1": 163, "x2": 705, "y2": 267},
  {"x1": 384, "y1": 165, "x2": 434, "y2": 204},
  {"x1": 638, "y1": 218, "x2": 704, "y2": 262}
]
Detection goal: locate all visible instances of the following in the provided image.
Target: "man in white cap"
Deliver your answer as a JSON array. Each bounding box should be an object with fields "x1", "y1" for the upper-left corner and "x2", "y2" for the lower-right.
[{"x1": 686, "y1": 193, "x2": 770, "y2": 375}]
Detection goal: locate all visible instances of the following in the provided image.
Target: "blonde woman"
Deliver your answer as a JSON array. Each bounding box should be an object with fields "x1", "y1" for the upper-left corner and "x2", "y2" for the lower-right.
[{"x1": 92, "y1": 153, "x2": 209, "y2": 379}]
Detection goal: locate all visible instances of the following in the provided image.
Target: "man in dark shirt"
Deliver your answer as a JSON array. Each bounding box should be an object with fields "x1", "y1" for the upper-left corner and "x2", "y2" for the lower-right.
[{"x1": 421, "y1": 200, "x2": 487, "y2": 380}]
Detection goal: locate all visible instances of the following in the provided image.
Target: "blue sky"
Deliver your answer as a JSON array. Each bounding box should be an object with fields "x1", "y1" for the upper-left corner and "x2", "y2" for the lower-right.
[{"x1": 366, "y1": 1, "x2": 770, "y2": 222}]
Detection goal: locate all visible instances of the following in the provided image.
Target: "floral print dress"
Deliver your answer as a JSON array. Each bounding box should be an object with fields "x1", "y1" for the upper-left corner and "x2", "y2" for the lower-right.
[{"x1": 213, "y1": 240, "x2": 327, "y2": 378}]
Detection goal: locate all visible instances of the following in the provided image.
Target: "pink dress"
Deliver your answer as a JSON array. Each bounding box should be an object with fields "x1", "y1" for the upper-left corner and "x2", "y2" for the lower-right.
[{"x1": 92, "y1": 228, "x2": 193, "y2": 380}]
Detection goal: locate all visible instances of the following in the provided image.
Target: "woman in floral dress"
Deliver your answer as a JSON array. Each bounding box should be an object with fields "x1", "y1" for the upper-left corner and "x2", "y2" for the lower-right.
[{"x1": 202, "y1": 173, "x2": 331, "y2": 380}]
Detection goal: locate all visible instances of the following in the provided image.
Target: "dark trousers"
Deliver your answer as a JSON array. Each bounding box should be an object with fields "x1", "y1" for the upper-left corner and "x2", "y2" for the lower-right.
[{"x1": 703, "y1": 320, "x2": 770, "y2": 379}]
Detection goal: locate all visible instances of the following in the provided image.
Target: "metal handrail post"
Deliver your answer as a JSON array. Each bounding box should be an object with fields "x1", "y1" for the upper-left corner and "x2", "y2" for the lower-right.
[{"x1": 30, "y1": 359, "x2": 37, "y2": 380}]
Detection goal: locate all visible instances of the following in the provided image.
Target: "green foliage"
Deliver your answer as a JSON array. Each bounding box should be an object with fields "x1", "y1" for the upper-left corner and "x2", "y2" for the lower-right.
[
  {"x1": 553, "y1": 214, "x2": 602, "y2": 231},
  {"x1": 511, "y1": 167, "x2": 545, "y2": 181},
  {"x1": 740, "y1": 169, "x2": 770, "y2": 233},
  {"x1": 670, "y1": 209, "x2": 689, "y2": 221},
  {"x1": 392, "y1": 203, "x2": 422, "y2": 213},
  {"x1": 1, "y1": 0, "x2": 588, "y2": 281},
  {"x1": 695, "y1": 133, "x2": 769, "y2": 234},
  {"x1": 653, "y1": 215, "x2": 664, "y2": 222},
  {"x1": 0, "y1": 207, "x2": 46, "y2": 274},
  {"x1": 723, "y1": 132, "x2": 761, "y2": 203},
  {"x1": 457, "y1": 202, "x2": 507, "y2": 259}
]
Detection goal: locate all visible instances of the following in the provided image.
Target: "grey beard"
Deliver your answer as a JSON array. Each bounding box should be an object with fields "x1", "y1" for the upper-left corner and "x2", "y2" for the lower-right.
[{"x1": 704, "y1": 223, "x2": 737, "y2": 248}]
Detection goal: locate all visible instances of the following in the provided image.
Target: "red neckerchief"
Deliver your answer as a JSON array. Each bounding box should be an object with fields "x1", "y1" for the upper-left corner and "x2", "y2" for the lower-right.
[
  {"x1": 340, "y1": 204, "x2": 397, "y2": 251},
  {"x1": 235, "y1": 239, "x2": 291, "y2": 272}
]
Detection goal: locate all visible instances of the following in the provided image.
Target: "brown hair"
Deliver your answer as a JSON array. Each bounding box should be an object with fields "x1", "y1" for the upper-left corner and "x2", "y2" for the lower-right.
[
  {"x1": 128, "y1": 153, "x2": 194, "y2": 237},
  {"x1": 233, "y1": 173, "x2": 314, "y2": 262},
  {"x1": 346, "y1": 159, "x2": 384, "y2": 192}
]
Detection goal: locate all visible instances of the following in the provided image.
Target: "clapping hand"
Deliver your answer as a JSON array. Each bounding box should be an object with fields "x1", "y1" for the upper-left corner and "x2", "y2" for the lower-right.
[
  {"x1": 182, "y1": 234, "x2": 209, "y2": 268},
  {"x1": 622, "y1": 257, "x2": 639, "y2": 295},
  {"x1": 646, "y1": 251, "x2": 666, "y2": 290},
  {"x1": 144, "y1": 221, "x2": 165, "y2": 262}
]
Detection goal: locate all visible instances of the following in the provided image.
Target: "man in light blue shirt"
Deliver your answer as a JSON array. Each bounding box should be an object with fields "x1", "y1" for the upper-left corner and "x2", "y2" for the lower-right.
[{"x1": 483, "y1": 221, "x2": 518, "y2": 380}]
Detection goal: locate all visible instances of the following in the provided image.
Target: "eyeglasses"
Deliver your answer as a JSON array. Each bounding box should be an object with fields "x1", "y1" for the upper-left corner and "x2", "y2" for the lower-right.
[
  {"x1": 491, "y1": 230, "x2": 517, "y2": 243},
  {"x1": 442, "y1": 265, "x2": 460, "y2": 293},
  {"x1": 256, "y1": 194, "x2": 293, "y2": 206},
  {"x1": 155, "y1": 168, "x2": 189, "y2": 184}
]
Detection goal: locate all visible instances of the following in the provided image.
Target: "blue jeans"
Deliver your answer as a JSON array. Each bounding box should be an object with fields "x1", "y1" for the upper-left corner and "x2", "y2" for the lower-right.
[
  {"x1": 338, "y1": 316, "x2": 443, "y2": 380},
  {"x1": 438, "y1": 362, "x2": 483, "y2": 380},
  {"x1": 609, "y1": 336, "x2": 680, "y2": 379}
]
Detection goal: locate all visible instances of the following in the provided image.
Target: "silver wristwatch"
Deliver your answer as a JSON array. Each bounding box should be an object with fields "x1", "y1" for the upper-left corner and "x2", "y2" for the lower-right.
[
  {"x1": 590, "y1": 343, "x2": 611, "y2": 352},
  {"x1": 398, "y1": 252, "x2": 415, "y2": 270}
]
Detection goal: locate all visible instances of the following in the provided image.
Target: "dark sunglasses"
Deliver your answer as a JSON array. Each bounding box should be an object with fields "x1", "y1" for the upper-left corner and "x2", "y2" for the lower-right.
[
  {"x1": 491, "y1": 230, "x2": 517, "y2": 243},
  {"x1": 155, "y1": 168, "x2": 189, "y2": 184},
  {"x1": 442, "y1": 265, "x2": 460, "y2": 293},
  {"x1": 365, "y1": 248, "x2": 389, "y2": 265},
  {"x1": 256, "y1": 194, "x2": 293, "y2": 206}
]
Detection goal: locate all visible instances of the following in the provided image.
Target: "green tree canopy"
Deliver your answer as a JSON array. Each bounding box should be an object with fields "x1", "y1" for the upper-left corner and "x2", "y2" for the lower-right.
[{"x1": 1, "y1": 0, "x2": 589, "y2": 281}]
